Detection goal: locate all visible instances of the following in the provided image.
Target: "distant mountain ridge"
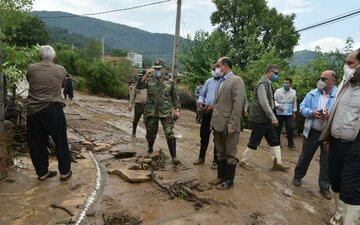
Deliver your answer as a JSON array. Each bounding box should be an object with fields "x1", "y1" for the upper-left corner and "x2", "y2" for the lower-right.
[
  {"x1": 32, "y1": 11, "x2": 316, "y2": 67},
  {"x1": 289, "y1": 50, "x2": 317, "y2": 67},
  {"x1": 31, "y1": 11, "x2": 186, "y2": 64}
]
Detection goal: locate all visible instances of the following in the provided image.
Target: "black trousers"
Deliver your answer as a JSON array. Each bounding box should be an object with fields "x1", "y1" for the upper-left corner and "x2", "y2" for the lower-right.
[
  {"x1": 132, "y1": 103, "x2": 145, "y2": 133},
  {"x1": 247, "y1": 122, "x2": 279, "y2": 150},
  {"x1": 27, "y1": 103, "x2": 71, "y2": 177},
  {"x1": 275, "y1": 115, "x2": 294, "y2": 146},
  {"x1": 329, "y1": 138, "x2": 360, "y2": 205},
  {"x1": 198, "y1": 111, "x2": 217, "y2": 162},
  {"x1": 294, "y1": 129, "x2": 330, "y2": 190}
]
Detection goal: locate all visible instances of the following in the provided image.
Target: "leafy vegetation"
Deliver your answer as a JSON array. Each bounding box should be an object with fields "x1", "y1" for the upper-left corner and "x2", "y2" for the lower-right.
[{"x1": 210, "y1": 0, "x2": 299, "y2": 71}]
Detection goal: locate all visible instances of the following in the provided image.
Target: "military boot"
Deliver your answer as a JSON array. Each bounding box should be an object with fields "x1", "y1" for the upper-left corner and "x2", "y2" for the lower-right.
[
  {"x1": 216, "y1": 163, "x2": 236, "y2": 190},
  {"x1": 146, "y1": 139, "x2": 155, "y2": 158},
  {"x1": 167, "y1": 139, "x2": 180, "y2": 165},
  {"x1": 210, "y1": 160, "x2": 226, "y2": 185}
]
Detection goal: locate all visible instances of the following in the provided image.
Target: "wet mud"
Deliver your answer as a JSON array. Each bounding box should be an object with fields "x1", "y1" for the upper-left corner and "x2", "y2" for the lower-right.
[{"x1": 1, "y1": 92, "x2": 334, "y2": 225}]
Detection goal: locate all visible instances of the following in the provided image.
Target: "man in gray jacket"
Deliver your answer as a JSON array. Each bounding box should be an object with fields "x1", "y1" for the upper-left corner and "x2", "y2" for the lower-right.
[{"x1": 240, "y1": 64, "x2": 289, "y2": 171}]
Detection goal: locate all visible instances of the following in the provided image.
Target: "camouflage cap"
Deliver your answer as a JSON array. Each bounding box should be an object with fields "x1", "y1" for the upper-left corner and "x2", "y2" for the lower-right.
[{"x1": 153, "y1": 58, "x2": 165, "y2": 68}]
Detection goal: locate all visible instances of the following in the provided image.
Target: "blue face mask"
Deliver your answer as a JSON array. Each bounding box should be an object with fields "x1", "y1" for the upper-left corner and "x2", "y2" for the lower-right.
[
  {"x1": 270, "y1": 73, "x2": 279, "y2": 81},
  {"x1": 282, "y1": 83, "x2": 290, "y2": 89},
  {"x1": 155, "y1": 70, "x2": 161, "y2": 78}
]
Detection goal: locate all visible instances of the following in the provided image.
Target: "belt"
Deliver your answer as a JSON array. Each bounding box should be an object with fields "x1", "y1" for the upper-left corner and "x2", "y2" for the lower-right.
[{"x1": 332, "y1": 137, "x2": 353, "y2": 144}]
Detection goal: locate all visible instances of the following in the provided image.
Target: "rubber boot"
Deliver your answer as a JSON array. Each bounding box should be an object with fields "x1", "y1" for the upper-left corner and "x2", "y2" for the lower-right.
[
  {"x1": 216, "y1": 164, "x2": 236, "y2": 190},
  {"x1": 167, "y1": 139, "x2": 180, "y2": 165},
  {"x1": 146, "y1": 139, "x2": 155, "y2": 158},
  {"x1": 343, "y1": 203, "x2": 360, "y2": 225},
  {"x1": 210, "y1": 160, "x2": 226, "y2": 185},
  {"x1": 270, "y1": 146, "x2": 290, "y2": 171},
  {"x1": 329, "y1": 192, "x2": 344, "y2": 225},
  {"x1": 239, "y1": 146, "x2": 254, "y2": 169}
]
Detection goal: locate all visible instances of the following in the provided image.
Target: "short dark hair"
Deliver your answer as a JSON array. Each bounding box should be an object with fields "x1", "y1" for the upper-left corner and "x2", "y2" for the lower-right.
[
  {"x1": 284, "y1": 77, "x2": 292, "y2": 83},
  {"x1": 266, "y1": 64, "x2": 280, "y2": 73},
  {"x1": 220, "y1": 57, "x2": 232, "y2": 69}
]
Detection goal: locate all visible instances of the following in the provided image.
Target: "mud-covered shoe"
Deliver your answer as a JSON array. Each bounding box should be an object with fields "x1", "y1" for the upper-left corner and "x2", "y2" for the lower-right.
[
  {"x1": 216, "y1": 180, "x2": 234, "y2": 190},
  {"x1": 211, "y1": 162, "x2": 218, "y2": 169},
  {"x1": 145, "y1": 150, "x2": 153, "y2": 158},
  {"x1": 172, "y1": 157, "x2": 181, "y2": 165},
  {"x1": 210, "y1": 177, "x2": 223, "y2": 185},
  {"x1": 272, "y1": 159, "x2": 290, "y2": 172},
  {"x1": 239, "y1": 161, "x2": 252, "y2": 170},
  {"x1": 328, "y1": 214, "x2": 342, "y2": 225},
  {"x1": 292, "y1": 178, "x2": 302, "y2": 187},
  {"x1": 193, "y1": 158, "x2": 205, "y2": 165},
  {"x1": 320, "y1": 188, "x2": 332, "y2": 200}
]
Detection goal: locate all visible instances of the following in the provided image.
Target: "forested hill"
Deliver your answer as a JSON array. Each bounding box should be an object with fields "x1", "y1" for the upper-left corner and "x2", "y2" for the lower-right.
[
  {"x1": 31, "y1": 11, "x2": 187, "y2": 63},
  {"x1": 289, "y1": 50, "x2": 317, "y2": 67},
  {"x1": 32, "y1": 11, "x2": 316, "y2": 67}
]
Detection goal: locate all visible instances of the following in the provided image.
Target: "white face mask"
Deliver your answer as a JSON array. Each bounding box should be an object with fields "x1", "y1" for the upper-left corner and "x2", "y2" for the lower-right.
[
  {"x1": 343, "y1": 64, "x2": 360, "y2": 81},
  {"x1": 316, "y1": 79, "x2": 327, "y2": 90},
  {"x1": 211, "y1": 70, "x2": 217, "y2": 77},
  {"x1": 215, "y1": 68, "x2": 224, "y2": 77}
]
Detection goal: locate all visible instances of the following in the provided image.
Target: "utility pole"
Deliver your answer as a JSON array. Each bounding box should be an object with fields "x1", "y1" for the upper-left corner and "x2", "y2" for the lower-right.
[
  {"x1": 102, "y1": 36, "x2": 105, "y2": 62},
  {"x1": 171, "y1": 0, "x2": 181, "y2": 80},
  {"x1": 0, "y1": 25, "x2": 7, "y2": 178}
]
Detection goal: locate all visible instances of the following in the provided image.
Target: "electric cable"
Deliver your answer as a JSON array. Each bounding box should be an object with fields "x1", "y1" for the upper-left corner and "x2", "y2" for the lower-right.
[
  {"x1": 297, "y1": 8, "x2": 360, "y2": 32},
  {"x1": 39, "y1": 0, "x2": 172, "y2": 18}
]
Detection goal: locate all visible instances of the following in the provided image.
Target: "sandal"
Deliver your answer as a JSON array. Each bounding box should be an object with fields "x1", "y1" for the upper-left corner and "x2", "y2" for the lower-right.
[
  {"x1": 38, "y1": 171, "x2": 57, "y2": 181},
  {"x1": 60, "y1": 171, "x2": 72, "y2": 181}
]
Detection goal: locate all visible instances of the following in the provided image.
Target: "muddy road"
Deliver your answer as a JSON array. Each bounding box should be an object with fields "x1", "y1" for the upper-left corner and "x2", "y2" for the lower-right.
[{"x1": 1, "y1": 92, "x2": 334, "y2": 225}]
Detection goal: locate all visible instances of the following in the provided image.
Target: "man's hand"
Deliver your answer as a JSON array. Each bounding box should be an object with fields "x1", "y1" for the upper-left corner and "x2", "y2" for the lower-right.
[
  {"x1": 272, "y1": 119, "x2": 279, "y2": 127},
  {"x1": 142, "y1": 69, "x2": 154, "y2": 81},
  {"x1": 277, "y1": 106, "x2": 285, "y2": 112},
  {"x1": 243, "y1": 111, "x2": 248, "y2": 118},
  {"x1": 322, "y1": 141, "x2": 330, "y2": 151},
  {"x1": 203, "y1": 105, "x2": 213, "y2": 113},
  {"x1": 197, "y1": 102, "x2": 205, "y2": 110},
  {"x1": 128, "y1": 106, "x2": 132, "y2": 112},
  {"x1": 173, "y1": 109, "x2": 181, "y2": 121},
  {"x1": 312, "y1": 109, "x2": 329, "y2": 120},
  {"x1": 228, "y1": 127, "x2": 235, "y2": 135},
  {"x1": 292, "y1": 112, "x2": 296, "y2": 119}
]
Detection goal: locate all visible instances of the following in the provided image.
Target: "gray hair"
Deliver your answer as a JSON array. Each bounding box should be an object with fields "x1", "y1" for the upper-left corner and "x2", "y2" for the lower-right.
[{"x1": 39, "y1": 45, "x2": 56, "y2": 61}]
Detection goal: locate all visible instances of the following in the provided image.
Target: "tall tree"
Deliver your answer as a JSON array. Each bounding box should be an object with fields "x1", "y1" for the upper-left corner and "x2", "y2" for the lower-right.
[
  {"x1": 210, "y1": 0, "x2": 299, "y2": 70},
  {"x1": 0, "y1": 0, "x2": 34, "y2": 178},
  {"x1": 180, "y1": 29, "x2": 230, "y2": 90},
  {"x1": 4, "y1": 14, "x2": 49, "y2": 47}
]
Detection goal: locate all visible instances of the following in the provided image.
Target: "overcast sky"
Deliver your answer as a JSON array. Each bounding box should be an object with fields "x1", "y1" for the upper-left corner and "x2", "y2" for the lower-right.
[{"x1": 32, "y1": 0, "x2": 360, "y2": 52}]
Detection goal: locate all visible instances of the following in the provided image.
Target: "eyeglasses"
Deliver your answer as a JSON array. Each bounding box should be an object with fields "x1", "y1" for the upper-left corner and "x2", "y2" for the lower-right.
[
  {"x1": 318, "y1": 77, "x2": 327, "y2": 82},
  {"x1": 215, "y1": 64, "x2": 221, "y2": 68},
  {"x1": 272, "y1": 71, "x2": 279, "y2": 75}
]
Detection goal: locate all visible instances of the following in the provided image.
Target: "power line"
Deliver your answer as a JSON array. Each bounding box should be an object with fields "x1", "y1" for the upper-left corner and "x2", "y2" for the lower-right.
[
  {"x1": 297, "y1": 8, "x2": 360, "y2": 32},
  {"x1": 39, "y1": 0, "x2": 172, "y2": 18}
]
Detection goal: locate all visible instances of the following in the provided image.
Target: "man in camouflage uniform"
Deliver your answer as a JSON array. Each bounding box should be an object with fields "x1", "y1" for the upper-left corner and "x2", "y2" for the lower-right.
[{"x1": 139, "y1": 59, "x2": 181, "y2": 165}]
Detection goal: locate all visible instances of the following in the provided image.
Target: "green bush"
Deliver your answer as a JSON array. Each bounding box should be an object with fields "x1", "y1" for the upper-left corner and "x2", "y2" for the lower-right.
[{"x1": 73, "y1": 76, "x2": 87, "y2": 92}]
